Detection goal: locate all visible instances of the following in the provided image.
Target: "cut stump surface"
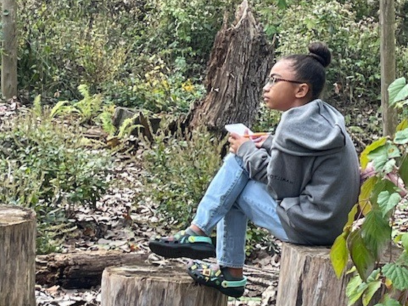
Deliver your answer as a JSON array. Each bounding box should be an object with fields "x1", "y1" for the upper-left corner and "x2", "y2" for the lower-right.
[{"x1": 101, "y1": 264, "x2": 228, "y2": 306}]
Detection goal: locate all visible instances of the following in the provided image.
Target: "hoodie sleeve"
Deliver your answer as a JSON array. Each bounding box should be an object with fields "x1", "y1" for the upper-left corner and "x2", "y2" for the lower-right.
[{"x1": 236, "y1": 135, "x2": 273, "y2": 183}]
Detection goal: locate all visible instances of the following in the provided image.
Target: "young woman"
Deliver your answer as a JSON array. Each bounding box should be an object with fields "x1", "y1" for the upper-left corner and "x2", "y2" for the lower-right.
[{"x1": 149, "y1": 42, "x2": 360, "y2": 298}]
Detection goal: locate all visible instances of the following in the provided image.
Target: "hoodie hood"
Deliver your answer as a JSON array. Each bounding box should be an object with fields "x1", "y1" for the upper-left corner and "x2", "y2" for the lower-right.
[{"x1": 273, "y1": 100, "x2": 346, "y2": 156}]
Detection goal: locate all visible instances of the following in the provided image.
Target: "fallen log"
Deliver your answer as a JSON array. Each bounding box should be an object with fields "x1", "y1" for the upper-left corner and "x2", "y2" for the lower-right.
[
  {"x1": 101, "y1": 264, "x2": 228, "y2": 306},
  {"x1": 0, "y1": 205, "x2": 36, "y2": 306},
  {"x1": 36, "y1": 250, "x2": 148, "y2": 288}
]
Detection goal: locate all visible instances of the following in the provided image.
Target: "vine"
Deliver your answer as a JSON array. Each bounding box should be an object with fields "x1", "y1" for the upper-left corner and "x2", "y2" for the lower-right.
[{"x1": 331, "y1": 77, "x2": 408, "y2": 306}]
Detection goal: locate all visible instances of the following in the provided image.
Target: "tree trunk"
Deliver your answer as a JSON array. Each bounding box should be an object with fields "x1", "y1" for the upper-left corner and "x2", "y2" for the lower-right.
[
  {"x1": 36, "y1": 250, "x2": 148, "y2": 288},
  {"x1": 101, "y1": 265, "x2": 228, "y2": 306},
  {"x1": 380, "y1": 0, "x2": 398, "y2": 136},
  {"x1": 0, "y1": 205, "x2": 36, "y2": 306},
  {"x1": 276, "y1": 243, "x2": 385, "y2": 306},
  {"x1": 186, "y1": 0, "x2": 274, "y2": 133},
  {"x1": 1, "y1": 0, "x2": 18, "y2": 99}
]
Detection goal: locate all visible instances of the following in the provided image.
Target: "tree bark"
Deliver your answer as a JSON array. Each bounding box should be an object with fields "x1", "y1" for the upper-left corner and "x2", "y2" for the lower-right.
[
  {"x1": 0, "y1": 205, "x2": 36, "y2": 306},
  {"x1": 36, "y1": 250, "x2": 148, "y2": 288},
  {"x1": 276, "y1": 243, "x2": 387, "y2": 306},
  {"x1": 1, "y1": 0, "x2": 18, "y2": 99},
  {"x1": 186, "y1": 0, "x2": 274, "y2": 133},
  {"x1": 380, "y1": 0, "x2": 398, "y2": 136},
  {"x1": 101, "y1": 265, "x2": 228, "y2": 306}
]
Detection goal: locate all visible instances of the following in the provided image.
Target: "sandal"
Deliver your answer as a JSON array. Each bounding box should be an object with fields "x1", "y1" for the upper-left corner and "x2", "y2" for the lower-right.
[
  {"x1": 187, "y1": 260, "x2": 247, "y2": 298},
  {"x1": 148, "y1": 230, "x2": 216, "y2": 259}
]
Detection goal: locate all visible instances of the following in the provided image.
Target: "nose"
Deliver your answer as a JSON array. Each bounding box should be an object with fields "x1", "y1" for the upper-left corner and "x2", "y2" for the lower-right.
[{"x1": 263, "y1": 83, "x2": 271, "y2": 92}]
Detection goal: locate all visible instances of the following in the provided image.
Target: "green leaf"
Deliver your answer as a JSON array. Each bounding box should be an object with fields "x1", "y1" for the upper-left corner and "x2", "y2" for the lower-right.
[
  {"x1": 331, "y1": 232, "x2": 349, "y2": 278},
  {"x1": 399, "y1": 156, "x2": 408, "y2": 188},
  {"x1": 360, "y1": 138, "x2": 387, "y2": 169},
  {"x1": 277, "y1": 0, "x2": 288, "y2": 9},
  {"x1": 348, "y1": 229, "x2": 376, "y2": 281},
  {"x1": 346, "y1": 273, "x2": 367, "y2": 305},
  {"x1": 359, "y1": 177, "x2": 378, "y2": 216},
  {"x1": 401, "y1": 234, "x2": 408, "y2": 252},
  {"x1": 394, "y1": 128, "x2": 408, "y2": 144},
  {"x1": 370, "y1": 180, "x2": 397, "y2": 210},
  {"x1": 361, "y1": 210, "x2": 391, "y2": 260},
  {"x1": 362, "y1": 280, "x2": 382, "y2": 306},
  {"x1": 377, "y1": 191, "x2": 401, "y2": 217},
  {"x1": 383, "y1": 159, "x2": 396, "y2": 174},
  {"x1": 387, "y1": 145, "x2": 401, "y2": 159},
  {"x1": 388, "y1": 77, "x2": 406, "y2": 105},
  {"x1": 382, "y1": 263, "x2": 408, "y2": 290},
  {"x1": 395, "y1": 250, "x2": 408, "y2": 266},
  {"x1": 374, "y1": 294, "x2": 402, "y2": 306},
  {"x1": 346, "y1": 204, "x2": 359, "y2": 229},
  {"x1": 392, "y1": 84, "x2": 408, "y2": 106},
  {"x1": 368, "y1": 145, "x2": 390, "y2": 172}
]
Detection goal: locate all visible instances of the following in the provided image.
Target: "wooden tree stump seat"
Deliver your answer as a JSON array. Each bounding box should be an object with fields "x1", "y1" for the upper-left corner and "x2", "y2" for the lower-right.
[
  {"x1": 101, "y1": 264, "x2": 228, "y2": 306},
  {"x1": 276, "y1": 243, "x2": 389, "y2": 306},
  {"x1": 0, "y1": 205, "x2": 36, "y2": 306}
]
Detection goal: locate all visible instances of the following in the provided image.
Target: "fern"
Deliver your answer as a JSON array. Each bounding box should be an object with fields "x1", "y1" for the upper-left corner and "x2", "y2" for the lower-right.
[
  {"x1": 98, "y1": 109, "x2": 116, "y2": 135},
  {"x1": 33, "y1": 95, "x2": 43, "y2": 117},
  {"x1": 118, "y1": 115, "x2": 142, "y2": 138},
  {"x1": 50, "y1": 84, "x2": 104, "y2": 124}
]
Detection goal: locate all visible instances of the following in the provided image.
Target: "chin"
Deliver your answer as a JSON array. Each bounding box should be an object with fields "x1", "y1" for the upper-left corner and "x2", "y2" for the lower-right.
[{"x1": 266, "y1": 102, "x2": 276, "y2": 110}]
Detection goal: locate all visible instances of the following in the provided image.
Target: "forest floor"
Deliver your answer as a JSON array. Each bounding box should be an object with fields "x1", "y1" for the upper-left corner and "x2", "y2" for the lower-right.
[
  {"x1": 3, "y1": 99, "x2": 408, "y2": 306},
  {"x1": 33, "y1": 149, "x2": 279, "y2": 306}
]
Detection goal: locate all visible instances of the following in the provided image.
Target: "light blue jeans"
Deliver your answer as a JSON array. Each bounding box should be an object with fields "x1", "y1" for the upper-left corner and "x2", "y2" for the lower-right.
[{"x1": 192, "y1": 153, "x2": 289, "y2": 268}]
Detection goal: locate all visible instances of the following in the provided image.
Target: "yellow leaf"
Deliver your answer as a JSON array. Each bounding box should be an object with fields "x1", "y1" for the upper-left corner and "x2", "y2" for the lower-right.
[
  {"x1": 385, "y1": 277, "x2": 393, "y2": 289},
  {"x1": 360, "y1": 138, "x2": 387, "y2": 169},
  {"x1": 330, "y1": 232, "x2": 349, "y2": 278},
  {"x1": 344, "y1": 204, "x2": 359, "y2": 230},
  {"x1": 397, "y1": 119, "x2": 408, "y2": 132},
  {"x1": 358, "y1": 177, "x2": 378, "y2": 216}
]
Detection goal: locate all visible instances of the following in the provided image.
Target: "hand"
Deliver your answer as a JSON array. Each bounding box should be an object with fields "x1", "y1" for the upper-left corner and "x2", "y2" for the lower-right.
[
  {"x1": 252, "y1": 134, "x2": 269, "y2": 148},
  {"x1": 228, "y1": 132, "x2": 250, "y2": 154}
]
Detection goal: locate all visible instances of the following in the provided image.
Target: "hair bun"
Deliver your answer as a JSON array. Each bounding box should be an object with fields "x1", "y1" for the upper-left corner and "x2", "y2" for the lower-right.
[{"x1": 308, "y1": 42, "x2": 331, "y2": 68}]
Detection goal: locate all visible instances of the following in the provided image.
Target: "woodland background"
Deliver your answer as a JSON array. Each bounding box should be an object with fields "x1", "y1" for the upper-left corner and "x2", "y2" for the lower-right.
[{"x1": 2, "y1": 0, "x2": 408, "y2": 305}]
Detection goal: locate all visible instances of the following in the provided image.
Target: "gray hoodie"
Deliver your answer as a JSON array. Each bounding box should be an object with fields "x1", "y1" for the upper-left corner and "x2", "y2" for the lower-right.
[{"x1": 237, "y1": 100, "x2": 360, "y2": 245}]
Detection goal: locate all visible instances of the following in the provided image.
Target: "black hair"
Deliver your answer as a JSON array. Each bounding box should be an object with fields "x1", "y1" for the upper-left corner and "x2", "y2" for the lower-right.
[{"x1": 283, "y1": 42, "x2": 331, "y2": 99}]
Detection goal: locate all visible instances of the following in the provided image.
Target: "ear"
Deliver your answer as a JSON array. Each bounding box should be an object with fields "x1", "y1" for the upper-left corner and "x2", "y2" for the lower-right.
[{"x1": 294, "y1": 83, "x2": 310, "y2": 98}]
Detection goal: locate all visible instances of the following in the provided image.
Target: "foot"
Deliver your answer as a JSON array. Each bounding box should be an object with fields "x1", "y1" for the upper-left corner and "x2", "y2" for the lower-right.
[
  {"x1": 148, "y1": 229, "x2": 216, "y2": 259},
  {"x1": 187, "y1": 260, "x2": 247, "y2": 298}
]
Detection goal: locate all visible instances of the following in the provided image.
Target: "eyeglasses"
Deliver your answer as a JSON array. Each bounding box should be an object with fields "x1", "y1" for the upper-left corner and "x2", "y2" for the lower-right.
[{"x1": 265, "y1": 76, "x2": 304, "y2": 87}]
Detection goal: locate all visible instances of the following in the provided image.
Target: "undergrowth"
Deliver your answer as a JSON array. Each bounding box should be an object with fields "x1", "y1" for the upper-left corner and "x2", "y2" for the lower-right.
[{"x1": 0, "y1": 97, "x2": 113, "y2": 254}]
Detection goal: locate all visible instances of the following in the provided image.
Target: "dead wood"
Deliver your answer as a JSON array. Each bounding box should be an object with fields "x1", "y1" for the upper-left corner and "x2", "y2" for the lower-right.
[{"x1": 36, "y1": 250, "x2": 148, "y2": 289}]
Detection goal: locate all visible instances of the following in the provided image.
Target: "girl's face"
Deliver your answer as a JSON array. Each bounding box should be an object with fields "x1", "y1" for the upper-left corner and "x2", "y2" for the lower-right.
[{"x1": 262, "y1": 59, "x2": 308, "y2": 111}]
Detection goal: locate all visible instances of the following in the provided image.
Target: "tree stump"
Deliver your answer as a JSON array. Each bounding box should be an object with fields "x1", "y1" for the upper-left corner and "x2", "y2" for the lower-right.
[
  {"x1": 0, "y1": 205, "x2": 36, "y2": 306},
  {"x1": 101, "y1": 264, "x2": 228, "y2": 306},
  {"x1": 276, "y1": 243, "x2": 386, "y2": 306},
  {"x1": 186, "y1": 0, "x2": 274, "y2": 132}
]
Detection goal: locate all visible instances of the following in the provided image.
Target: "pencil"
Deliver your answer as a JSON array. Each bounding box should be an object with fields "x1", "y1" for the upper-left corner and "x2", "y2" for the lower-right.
[{"x1": 243, "y1": 133, "x2": 269, "y2": 138}]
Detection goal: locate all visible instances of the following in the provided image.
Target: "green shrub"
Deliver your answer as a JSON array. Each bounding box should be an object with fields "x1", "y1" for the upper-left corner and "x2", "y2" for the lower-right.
[
  {"x1": 137, "y1": 127, "x2": 225, "y2": 228},
  {"x1": 18, "y1": 0, "x2": 128, "y2": 101},
  {"x1": 0, "y1": 99, "x2": 113, "y2": 253},
  {"x1": 142, "y1": 0, "x2": 240, "y2": 76},
  {"x1": 104, "y1": 56, "x2": 206, "y2": 112},
  {"x1": 16, "y1": 0, "x2": 222, "y2": 110},
  {"x1": 274, "y1": 1, "x2": 381, "y2": 104}
]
